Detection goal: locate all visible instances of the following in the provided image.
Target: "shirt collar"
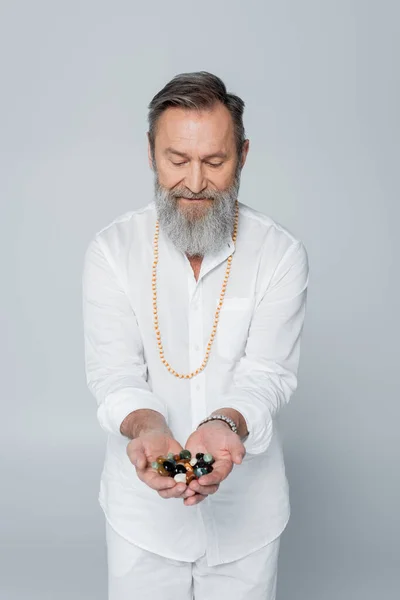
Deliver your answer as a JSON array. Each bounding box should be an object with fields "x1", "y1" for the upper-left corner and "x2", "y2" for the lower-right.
[
  {"x1": 151, "y1": 201, "x2": 236, "y2": 281},
  {"x1": 197, "y1": 235, "x2": 236, "y2": 281}
]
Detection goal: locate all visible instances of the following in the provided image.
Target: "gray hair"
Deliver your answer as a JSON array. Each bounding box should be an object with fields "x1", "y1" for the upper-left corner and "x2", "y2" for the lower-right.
[{"x1": 147, "y1": 71, "x2": 246, "y2": 162}]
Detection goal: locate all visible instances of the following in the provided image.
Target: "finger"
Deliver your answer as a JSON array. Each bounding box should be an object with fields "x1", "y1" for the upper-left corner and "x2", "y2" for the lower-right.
[
  {"x1": 232, "y1": 452, "x2": 245, "y2": 465},
  {"x1": 230, "y1": 446, "x2": 246, "y2": 465},
  {"x1": 188, "y1": 480, "x2": 219, "y2": 496},
  {"x1": 183, "y1": 493, "x2": 207, "y2": 506},
  {"x1": 196, "y1": 463, "x2": 232, "y2": 487},
  {"x1": 182, "y1": 488, "x2": 196, "y2": 498},
  {"x1": 158, "y1": 483, "x2": 188, "y2": 499},
  {"x1": 138, "y1": 471, "x2": 176, "y2": 492}
]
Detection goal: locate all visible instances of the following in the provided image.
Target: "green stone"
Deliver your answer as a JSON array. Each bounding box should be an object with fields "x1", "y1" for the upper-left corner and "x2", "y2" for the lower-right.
[
  {"x1": 167, "y1": 452, "x2": 176, "y2": 461},
  {"x1": 203, "y1": 453, "x2": 213, "y2": 463},
  {"x1": 151, "y1": 461, "x2": 159, "y2": 470},
  {"x1": 180, "y1": 449, "x2": 191, "y2": 460}
]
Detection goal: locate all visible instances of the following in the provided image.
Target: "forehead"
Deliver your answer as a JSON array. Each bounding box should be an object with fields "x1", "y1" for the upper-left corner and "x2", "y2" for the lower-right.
[{"x1": 154, "y1": 102, "x2": 235, "y2": 154}]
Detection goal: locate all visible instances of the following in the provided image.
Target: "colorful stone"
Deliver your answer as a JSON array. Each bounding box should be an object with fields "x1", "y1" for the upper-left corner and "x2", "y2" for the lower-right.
[
  {"x1": 153, "y1": 450, "x2": 214, "y2": 480},
  {"x1": 174, "y1": 464, "x2": 187, "y2": 474},
  {"x1": 162, "y1": 460, "x2": 175, "y2": 473},
  {"x1": 174, "y1": 473, "x2": 187, "y2": 484},
  {"x1": 180, "y1": 449, "x2": 192, "y2": 460},
  {"x1": 194, "y1": 466, "x2": 208, "y2": 478},
  {"x1": 157, "y1": 466, "x2": 170, "y2": 477},
  {"x1": 186, "y1": 472, "x2": 196, "y2": 484}
]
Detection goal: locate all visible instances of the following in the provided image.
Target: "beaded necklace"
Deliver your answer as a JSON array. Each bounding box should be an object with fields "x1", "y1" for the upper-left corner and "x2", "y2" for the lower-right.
[{"x1": 152, "y1": 199, "x2": 239, "y2": 378}]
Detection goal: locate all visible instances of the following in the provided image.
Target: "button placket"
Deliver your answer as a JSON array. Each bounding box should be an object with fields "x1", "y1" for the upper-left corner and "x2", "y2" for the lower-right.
[{"x1": 188, "y1": 281, "x2": 207, "y2": 429}]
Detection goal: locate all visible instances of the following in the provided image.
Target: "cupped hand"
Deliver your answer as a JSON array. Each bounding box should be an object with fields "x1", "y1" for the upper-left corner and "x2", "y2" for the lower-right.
[
  {"x1": 183, "y1": 421, "x2": 246, "y2": 506},
  {"x1": 126, "y1": 430, "x2": 196, "y2": 500}
]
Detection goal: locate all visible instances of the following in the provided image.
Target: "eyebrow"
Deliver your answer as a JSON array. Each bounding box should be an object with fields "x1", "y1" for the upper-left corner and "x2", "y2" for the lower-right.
[{"x1": 165, "y1": 147, "x2": 228, "y2": 160}]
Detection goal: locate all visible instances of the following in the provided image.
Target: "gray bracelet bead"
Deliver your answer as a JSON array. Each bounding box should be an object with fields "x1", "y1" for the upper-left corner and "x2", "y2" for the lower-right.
[{"x1": 197, "y1": 413, "x2": 239, "y2": 434}]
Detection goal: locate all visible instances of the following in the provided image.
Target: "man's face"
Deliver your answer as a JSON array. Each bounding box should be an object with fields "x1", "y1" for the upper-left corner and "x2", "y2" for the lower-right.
[{"x1": 148, "y1": 102, "x2": 249, "y2": 257}]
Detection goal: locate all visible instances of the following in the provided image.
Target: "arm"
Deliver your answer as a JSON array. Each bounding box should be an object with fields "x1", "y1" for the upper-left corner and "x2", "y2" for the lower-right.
[
  {"x1": 208, "y1": 239, "x2": 309, "y2": 455},
  {"x1": 81, "y1": 235, "x2": 168, "y2": 437}
]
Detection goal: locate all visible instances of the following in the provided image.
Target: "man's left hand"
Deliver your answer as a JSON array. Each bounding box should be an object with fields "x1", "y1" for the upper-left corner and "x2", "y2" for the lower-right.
[{"x1": 183, "y1": 420, "x2": 246, "y2": 506}]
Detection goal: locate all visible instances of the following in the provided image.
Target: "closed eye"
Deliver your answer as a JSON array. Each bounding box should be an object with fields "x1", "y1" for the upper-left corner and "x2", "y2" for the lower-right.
[{"x1": 171, "y1": 160, "x2": 223, "y2": 167}]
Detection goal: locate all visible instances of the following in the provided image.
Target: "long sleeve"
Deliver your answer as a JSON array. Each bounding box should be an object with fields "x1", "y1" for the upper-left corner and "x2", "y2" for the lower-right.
[
  {"x1": 81, "y1": 234, "x2": 169, "y2": 436},
  {"x1": 214, "y1": 239, "x2": 309, "y2": 455}
]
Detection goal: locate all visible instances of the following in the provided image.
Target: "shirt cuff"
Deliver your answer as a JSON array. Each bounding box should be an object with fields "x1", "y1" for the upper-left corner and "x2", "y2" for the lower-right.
[
  {"x1": 219, "y1": 393, "x2": 274, "y2": 455},
  {"x1": 97, "y1": 387, "x2": 169, "y2": 437}
]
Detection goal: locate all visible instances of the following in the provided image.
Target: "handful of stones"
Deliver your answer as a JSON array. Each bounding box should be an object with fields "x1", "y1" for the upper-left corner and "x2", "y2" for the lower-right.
[{"x1": 151, "y1": 450, "x2": 215, "y2": 484}]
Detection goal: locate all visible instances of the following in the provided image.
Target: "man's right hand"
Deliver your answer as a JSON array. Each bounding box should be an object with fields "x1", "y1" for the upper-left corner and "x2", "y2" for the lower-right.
[
  {"x1": 126, "y1": 427, "x2": 197, "y2": 500},
  {"x1": 124, "y1": 409, "x2": 205, "y2": 502}
]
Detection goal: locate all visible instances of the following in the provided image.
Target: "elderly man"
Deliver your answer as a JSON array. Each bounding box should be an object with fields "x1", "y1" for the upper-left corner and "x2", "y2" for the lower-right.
[{"x1": 82, "y1": 71, "x2": 309, "y2": 600}]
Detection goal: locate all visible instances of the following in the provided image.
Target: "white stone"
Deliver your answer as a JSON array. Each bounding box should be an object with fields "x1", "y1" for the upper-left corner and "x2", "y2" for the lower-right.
[
  {"x1": 174, "y1": 473, "x2": 187, "y2": 483},
  {"x1": 190, "y1": 458, "x2": 197, "y2": 467}
]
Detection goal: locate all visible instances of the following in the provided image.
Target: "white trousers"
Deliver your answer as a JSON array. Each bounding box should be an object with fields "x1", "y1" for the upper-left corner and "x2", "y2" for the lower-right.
[{"x1": 105, "y1": 519, "x2": 281, "y2": 600}]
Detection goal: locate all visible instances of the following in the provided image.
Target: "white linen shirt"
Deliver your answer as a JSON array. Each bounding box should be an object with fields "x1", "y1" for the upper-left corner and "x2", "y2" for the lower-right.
[{"x1": 81, "y1": 199, "x2": 309, "y2": 566}]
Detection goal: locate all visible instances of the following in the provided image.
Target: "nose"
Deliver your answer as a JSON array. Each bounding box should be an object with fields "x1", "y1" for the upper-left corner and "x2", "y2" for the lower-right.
[{"x1": 184, "y1": 162, "x2": 207, "y2": 195}]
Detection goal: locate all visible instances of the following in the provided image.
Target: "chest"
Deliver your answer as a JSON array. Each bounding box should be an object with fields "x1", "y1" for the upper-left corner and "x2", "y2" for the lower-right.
[{"x1": 188, "y1": 257, "x2": 202, "y2": 282}]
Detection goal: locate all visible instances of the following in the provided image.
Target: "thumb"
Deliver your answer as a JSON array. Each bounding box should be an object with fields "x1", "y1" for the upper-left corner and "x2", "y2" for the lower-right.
[
  {"x1": 230, "y1": 445, "x2": 245, "y2": 465},
  {"x1": 128, "y1": 441, "x2": 147, "y2": 470}
]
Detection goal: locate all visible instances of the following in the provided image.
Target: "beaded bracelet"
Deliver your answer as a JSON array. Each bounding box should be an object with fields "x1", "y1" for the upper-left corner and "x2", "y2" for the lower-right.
[{"x1": 197, "y1": 413, "x2": 238, "y2": 434}]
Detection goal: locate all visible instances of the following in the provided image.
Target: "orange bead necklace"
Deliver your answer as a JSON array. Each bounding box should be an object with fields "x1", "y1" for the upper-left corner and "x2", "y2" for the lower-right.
[{"x1": 152, "y1": 199, "x2": 239, "y2": 378}]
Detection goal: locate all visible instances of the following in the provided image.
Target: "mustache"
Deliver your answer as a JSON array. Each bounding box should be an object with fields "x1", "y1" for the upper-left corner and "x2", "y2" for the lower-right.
[{"x1": 168, "y1": 187, "x2": 221, "y2": 200}]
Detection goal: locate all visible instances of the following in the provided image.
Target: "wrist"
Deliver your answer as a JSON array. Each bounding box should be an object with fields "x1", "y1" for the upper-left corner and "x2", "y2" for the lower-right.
[
  {"x1": 120, "y1": 409, "x2": 170, "y2": 439},
  {"x1": 199, "y1": 418, "x2": 232, "y2": 433},
  {"x1": 210, "y1": 408, "x2": 249, "y2": 439}
]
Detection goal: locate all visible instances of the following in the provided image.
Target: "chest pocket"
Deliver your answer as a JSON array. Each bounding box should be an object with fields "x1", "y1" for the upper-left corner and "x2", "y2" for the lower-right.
[{"x1": 216, "y1": 297, "x2": 253, "y2": 360}]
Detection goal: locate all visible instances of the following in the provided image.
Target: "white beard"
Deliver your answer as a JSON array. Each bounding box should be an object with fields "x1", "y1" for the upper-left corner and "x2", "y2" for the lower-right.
[{"x1": 153, "y1": 168, "x2": 241, "y2": 257}]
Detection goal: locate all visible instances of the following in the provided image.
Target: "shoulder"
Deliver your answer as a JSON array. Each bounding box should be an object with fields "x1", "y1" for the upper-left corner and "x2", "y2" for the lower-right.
[
  {"x1": 85, "y1": 201, "x2": 155, "y2": 258},
  {"x1": 95, "y1": 201, "x2": 154, "y2": 241},
  {"x1": 238, "y1": 200, "x2": 308, "y2": 263}
]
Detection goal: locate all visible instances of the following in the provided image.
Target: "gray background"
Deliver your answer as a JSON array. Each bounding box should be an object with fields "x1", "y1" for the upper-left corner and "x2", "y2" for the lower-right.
[{"x1": 1, "y1": 1, "x2": 399, "y2": 598}]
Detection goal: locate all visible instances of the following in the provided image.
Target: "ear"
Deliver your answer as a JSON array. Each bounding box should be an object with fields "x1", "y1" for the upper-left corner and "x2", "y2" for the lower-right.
[
  {"x1": 240, "y1": 139, "x2": 250, "y2": 169},
  {"x1": 147, "y1": 132, "x2": 154, "y2": 170}
]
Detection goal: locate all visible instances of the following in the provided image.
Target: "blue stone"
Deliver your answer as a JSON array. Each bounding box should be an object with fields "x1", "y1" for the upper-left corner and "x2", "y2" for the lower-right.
[{"x1": 194, "y1": 467, "x2": 208, "y2": 478}]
